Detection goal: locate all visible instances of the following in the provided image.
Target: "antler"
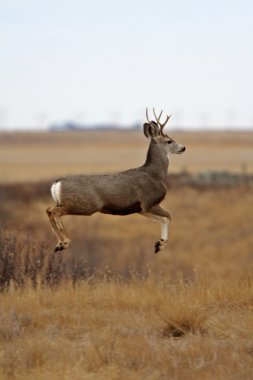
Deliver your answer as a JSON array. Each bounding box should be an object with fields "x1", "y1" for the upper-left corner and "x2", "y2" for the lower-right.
[
  {"x1": 146, "y1": 107, "x2": 151, "y2": 123},
  {"x1": 153, "y1": 108, "x2": 163, "y2": 124},
  {"x1": 160, "y1": 114, "x2": 171, "y2": 136},
  {"x1": 153, "y1": 108, "x2": 171, "y2": 136}
]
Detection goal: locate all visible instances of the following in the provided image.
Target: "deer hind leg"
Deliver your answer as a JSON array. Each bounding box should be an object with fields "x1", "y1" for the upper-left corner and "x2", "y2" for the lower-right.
[
  {"x1": 46, "y1": 206, "x2": 71, "y2": 252},
  {"x1": 140, "y1": 205, "x2": 172, "y2": 254}
]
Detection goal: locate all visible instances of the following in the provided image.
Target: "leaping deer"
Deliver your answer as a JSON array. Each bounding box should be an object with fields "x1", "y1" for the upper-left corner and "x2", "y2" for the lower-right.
[{"x1": 46, "y1": 108, "x2": 185, "y2": 254}]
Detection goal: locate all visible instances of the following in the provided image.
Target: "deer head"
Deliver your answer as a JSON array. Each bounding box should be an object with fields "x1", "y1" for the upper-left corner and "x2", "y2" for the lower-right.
[{"x1": 143, "y1": 108, "x2": 185, "y2": 155}]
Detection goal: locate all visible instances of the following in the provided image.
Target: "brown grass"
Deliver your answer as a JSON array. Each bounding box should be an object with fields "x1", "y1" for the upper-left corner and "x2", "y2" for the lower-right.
[
  {"x1": 0, "y1": 184, "x2": 253, "y2": 379},
  {"x1": 1, "y1": 130, "x2": 253, "y2": 379},
  {"x1": 1, "y1": 274, "x2": 253, "y2": 379},
  {"x1": 1, "y1": 130, "x2": 253, "y2": 183}
]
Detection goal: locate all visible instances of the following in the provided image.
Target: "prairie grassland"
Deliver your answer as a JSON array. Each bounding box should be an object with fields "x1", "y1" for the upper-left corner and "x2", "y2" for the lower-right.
[
  {"x1": 0, "y1": 130, "x2": 253, "y2": 183},
  {"x1": 1, "y1": 185, "x2": 253, "y2": 379},
  {"x1": 2, "y1": 186, "x2": 253, "y2": 279},
  {"x1": 1, "y1": 274, "x2": 253, "y2": 379},
  {"x1": 1, "y1": 130, "x2": 253, "y2": 379}
]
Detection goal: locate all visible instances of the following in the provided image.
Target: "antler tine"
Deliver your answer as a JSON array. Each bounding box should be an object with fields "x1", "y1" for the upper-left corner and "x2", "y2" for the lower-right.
[
  {"x1": 160, "y1": 114, "x2": 171, "y2": 127},
  {"x1": 153, "y1": 108, "x2": 163, "y2": 124},
  {"x1": 160, "y1": 114, "x2": 171, "y2": 136},
  {"x1": 146, "y1": 107, "x2": 151, "y2": 123}
]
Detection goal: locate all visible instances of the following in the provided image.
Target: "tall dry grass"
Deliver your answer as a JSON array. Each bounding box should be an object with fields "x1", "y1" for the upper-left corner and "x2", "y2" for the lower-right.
[
  {"x1": 1, "y1": 184, "x2": 253, "y2": 285},
  {"x1": 1, "y1": 130, "x2": 253, "y2": 379},
  {"x1": 0, "y1": 183, "x2": 253, "y2": 378},
  {"x1": 1, "y1": 185, "x2": 253, "y2": 286},
  {"x1": 1, "y1": 273, "x2": 253, "y2": 379}
]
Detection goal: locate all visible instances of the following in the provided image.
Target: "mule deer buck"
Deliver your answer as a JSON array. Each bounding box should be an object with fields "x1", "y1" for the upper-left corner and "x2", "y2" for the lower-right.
[{"x1": 46, "y1": 108, "x2": 185, "y2": 253}]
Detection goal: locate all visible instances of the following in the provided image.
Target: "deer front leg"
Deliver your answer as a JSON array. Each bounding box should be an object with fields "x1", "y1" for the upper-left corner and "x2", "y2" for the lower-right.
[
  {"x1": 46, "y1": 206, "x2": 71, "y2": 252},
  {"x1": 140, "y1": 205, "x2": 172, "y2": 254}
]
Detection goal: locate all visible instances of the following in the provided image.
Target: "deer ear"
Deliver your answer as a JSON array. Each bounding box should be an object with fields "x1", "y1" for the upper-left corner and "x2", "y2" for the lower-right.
[
  {"x1": 149, "y1": 121, "x2": 160, "y2": 138},
  {"x1": 143, "y1": 121, "x2": 160, "y2": 139},
  {"x1": 143, "y1": 123, "x2": 150, "y2": 138}
]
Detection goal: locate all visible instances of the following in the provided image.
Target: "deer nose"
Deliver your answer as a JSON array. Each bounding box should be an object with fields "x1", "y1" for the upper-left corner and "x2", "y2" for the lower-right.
[{"x1": 180, "y1": 146, "x2": 186, "y2": 152}]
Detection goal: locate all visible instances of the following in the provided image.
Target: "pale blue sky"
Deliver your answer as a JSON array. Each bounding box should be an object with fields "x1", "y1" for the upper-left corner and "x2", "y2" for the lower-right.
[{"x1": 1, "y1": 0, "x2": 253, "y2": 129}]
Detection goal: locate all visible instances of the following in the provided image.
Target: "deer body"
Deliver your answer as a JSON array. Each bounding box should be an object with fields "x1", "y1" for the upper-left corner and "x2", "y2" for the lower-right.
[{"x1": 46, "y1": 109, "x2": 185, "y2": 253}]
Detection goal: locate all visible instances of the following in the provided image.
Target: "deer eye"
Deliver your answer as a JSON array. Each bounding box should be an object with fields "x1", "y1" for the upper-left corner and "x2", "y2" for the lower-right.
[{"x1": 167, "y1": 140, "x2": 173, "y2": 144}]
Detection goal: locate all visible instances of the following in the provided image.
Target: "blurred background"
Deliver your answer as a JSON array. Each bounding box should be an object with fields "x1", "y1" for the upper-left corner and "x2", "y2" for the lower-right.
[
  {"x1": 0, "y1": 0, "x2": 253, "y2": 288},
  {"x1": 1, "y1": 0, "x2": 253, "y2": 130}
]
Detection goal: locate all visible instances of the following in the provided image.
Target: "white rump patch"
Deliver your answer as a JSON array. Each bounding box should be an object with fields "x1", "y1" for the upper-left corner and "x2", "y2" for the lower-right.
[{"x1": 51, "y1": 181, "x2": 62, "y2": 206}]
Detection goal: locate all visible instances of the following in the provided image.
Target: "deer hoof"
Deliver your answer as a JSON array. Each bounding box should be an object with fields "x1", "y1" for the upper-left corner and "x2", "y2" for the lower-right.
[
  {"x1": 55, "y1": 243, "x2": 64, "y2": 252},
  {"x1": 54, "y1": 240, "x2": 70, "y2": 252},
  {"x1": 154, "y1": 239, "x2": 167, "y2": 254}
]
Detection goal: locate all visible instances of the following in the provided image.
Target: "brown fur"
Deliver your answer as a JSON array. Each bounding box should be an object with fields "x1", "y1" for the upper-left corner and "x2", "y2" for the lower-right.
[{"x1": 46, "y1": 117, "x2": 185, "y2": 253}]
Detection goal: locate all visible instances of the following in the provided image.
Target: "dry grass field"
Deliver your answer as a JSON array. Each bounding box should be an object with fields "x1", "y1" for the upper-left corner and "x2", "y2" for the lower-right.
[
  {"x1": 1, "y1": 274, "x2": 253, "y2": 380},
  {"x1": 1, "y1": 130, "x2": 253, "y2": 183},
  {"x1": 1, "y1": 129, "x2": 253, "y2": 379}
]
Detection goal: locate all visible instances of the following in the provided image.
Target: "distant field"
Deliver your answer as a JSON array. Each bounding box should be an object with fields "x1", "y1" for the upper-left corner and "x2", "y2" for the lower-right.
[
  {"x1": 0, "y1": 130, "x2": 253, "y2": 183},
  {"x1": 1, "y1": 129, "x2": 253, "y2": 379}
]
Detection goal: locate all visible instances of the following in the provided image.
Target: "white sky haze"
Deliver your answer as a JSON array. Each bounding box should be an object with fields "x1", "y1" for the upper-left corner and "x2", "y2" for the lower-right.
[{"x1": 1, "y1": 0, "x2": 253, "y2": 129}]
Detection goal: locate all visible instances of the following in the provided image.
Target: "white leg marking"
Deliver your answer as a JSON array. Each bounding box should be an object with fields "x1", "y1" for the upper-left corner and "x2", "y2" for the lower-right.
[
  {"x1": 161, "y1": 217, "x2": 169, "y2": 240},
  {"x1": 141, "y1": 213, "x2": 170, "y2": 241}
]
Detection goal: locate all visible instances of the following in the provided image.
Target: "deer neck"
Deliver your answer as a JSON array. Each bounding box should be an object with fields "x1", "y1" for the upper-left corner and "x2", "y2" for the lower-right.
[{"x1": 143, "y1": 140, "x2": 169, "y2": 179}]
